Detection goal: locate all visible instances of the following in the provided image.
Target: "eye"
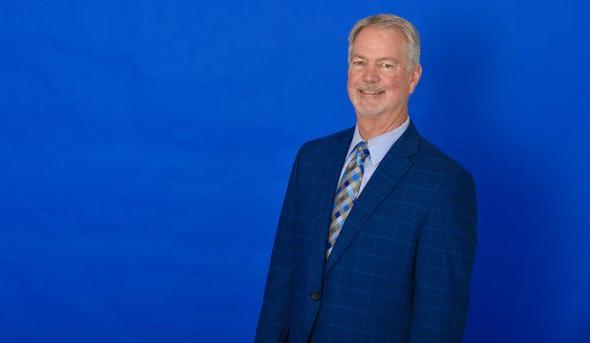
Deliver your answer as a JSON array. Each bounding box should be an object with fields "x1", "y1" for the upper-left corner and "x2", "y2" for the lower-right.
[
  {"x1": 380, "y1": 63, "x2": 394, "y2": 69},
  {"x1": 352, "y1": 60, "x2": 365, "y2": 66}
]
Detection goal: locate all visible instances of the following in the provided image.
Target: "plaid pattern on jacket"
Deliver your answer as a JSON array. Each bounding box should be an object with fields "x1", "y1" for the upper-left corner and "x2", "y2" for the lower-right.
[{"x1": 256, "y1": 122, "x2": 477, "y2": 343}]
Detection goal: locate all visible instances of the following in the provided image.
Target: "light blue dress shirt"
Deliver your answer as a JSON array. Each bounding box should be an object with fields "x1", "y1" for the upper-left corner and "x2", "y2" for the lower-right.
[{"x1": 339, "y1": 117, "x2": 410, "y2": 194}]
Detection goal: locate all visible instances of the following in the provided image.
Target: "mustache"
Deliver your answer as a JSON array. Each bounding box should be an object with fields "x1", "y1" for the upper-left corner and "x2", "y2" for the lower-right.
[{"x1": 358, "y1": 84, "x2": 384, "y2": 93}]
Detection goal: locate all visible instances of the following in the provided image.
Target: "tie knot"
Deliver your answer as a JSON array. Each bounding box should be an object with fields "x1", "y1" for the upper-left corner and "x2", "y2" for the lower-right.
[{"x1": 354, "y1": 141, "x2": 370, "y2": 161}]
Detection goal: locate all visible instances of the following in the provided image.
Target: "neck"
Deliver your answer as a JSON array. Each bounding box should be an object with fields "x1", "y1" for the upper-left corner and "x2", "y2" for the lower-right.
[{"x1": 356, "y1": 109, "x2": 409, "y2": 140}]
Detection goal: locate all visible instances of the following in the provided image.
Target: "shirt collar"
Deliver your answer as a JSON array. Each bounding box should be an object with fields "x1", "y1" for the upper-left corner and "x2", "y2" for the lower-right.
[{"x1": 347, "y1": 117, "x2": 411, "y2": 167}]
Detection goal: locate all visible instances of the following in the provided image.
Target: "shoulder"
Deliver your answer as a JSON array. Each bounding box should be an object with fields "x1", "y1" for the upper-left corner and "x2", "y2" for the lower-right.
[
  {"x1": 414, "y1": 137, "x2": 477, "y2": 242},
  {"x1": 413, "y1": 136, "x2": 476, "y2": 196},
  {"x1": 300, "y1": 127, "x2": 354, "y2": 151},
  {"x1": 296, "y1": 127, "x2": 354, "y2": 160}
]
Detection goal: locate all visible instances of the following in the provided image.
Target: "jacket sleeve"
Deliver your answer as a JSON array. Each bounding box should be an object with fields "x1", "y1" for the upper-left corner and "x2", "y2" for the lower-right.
[
  {"x1": 407, "y1": 171, "x2": 477, "y2": 342},
  {"x1": 255, "y1": 147, "x2": 303, "y2": 343}
]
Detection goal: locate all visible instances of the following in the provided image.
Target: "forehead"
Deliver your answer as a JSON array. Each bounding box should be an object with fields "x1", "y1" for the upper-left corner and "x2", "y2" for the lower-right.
[{"x1": 351, "y1": 26, "x2": 408, "y2": 58}]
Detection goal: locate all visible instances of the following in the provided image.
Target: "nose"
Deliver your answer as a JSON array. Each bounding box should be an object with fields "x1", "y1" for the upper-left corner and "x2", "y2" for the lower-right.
[{"x1": 362, "y1": 65, "x2": 380, "y2": 83}]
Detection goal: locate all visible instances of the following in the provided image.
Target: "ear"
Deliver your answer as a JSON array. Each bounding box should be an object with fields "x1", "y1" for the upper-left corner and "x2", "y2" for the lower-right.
[{"x1": 408, "y1": 64, "x2": 422, "y2": 94}]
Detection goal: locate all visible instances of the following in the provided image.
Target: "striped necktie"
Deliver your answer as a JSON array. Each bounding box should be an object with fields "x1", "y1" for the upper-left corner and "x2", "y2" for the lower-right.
[{"x1": 326, "y1": 141, "x2": 370, "y2": 258}]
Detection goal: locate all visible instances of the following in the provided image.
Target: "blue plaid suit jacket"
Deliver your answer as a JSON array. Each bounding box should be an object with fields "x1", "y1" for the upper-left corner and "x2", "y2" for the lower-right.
[{"x1": 256, "y1": 122, "x2": 477, "y2": 343}]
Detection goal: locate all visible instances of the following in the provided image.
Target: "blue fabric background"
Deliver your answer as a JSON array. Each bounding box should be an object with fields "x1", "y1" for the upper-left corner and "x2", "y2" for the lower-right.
[{"x1": 1, "y1": 1, "x2": 588, "y2": 342}]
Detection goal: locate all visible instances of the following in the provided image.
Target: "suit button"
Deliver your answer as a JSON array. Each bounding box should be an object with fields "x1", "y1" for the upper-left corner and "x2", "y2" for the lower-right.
[{"x1": 311, "y1": 291, "x2": 320, "y2": 301}]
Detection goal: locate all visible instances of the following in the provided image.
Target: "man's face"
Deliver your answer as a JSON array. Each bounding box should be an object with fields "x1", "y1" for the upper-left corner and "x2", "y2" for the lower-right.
[{"x1": 347, "y1": 26, "x2": 421, "y2": 120}]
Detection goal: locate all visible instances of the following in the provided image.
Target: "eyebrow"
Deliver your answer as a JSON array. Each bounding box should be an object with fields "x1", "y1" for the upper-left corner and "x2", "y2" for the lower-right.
[{"x1": 350, "y1": 54, "x2": 400, "y2": 63}]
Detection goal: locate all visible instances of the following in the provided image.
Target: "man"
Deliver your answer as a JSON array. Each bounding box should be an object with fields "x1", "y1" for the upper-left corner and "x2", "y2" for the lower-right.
[{"x1": 256, "y1": 14, "x2": 477, "y2": 343}]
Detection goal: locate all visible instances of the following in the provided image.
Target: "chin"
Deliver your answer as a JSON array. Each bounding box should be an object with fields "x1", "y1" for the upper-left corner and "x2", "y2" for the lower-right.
[
  {"x1": 351, "y1": 97, "x2": 386, "y2": 117},
  {"x1": 356, "y1": 106, "x2": 385, "y2": 117}
]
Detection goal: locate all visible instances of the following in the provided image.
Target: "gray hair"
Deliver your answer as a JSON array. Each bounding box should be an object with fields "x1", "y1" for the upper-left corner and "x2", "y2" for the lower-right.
[{"x1": 348, "y1": 14, "x2": 421, "y2": 67}]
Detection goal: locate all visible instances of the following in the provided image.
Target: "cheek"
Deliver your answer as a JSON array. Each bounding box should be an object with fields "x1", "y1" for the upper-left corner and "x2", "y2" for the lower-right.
[
  {"x1": 387, "y1": 80, "x2": 412, "y2": 96},
  {"x1": 347, "y1": 73, "x2": 360, "y2": 86},
  {"x1": 384, "y1": 74, "x2": 404, "y2": 87},
  {"x1": 346, "y1": 80, "x2": 354, "y2": 95}
]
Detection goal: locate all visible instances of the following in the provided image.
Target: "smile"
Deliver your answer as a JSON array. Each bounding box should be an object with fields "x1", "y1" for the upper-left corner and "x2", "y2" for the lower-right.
[{"x1": 359, "y1": 90, "x2": 385, "y2": 95}]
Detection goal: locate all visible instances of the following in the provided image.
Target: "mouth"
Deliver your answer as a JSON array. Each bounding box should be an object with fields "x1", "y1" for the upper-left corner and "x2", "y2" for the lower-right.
[{"x1": 359, "y1": 89, "x2": 385, "y2": 95}]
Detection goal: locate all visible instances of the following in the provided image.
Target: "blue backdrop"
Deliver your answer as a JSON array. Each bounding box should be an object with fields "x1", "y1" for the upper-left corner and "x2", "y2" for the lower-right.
[{"x1": 1, "y1": 1, "x2": 589, "y2": 342}]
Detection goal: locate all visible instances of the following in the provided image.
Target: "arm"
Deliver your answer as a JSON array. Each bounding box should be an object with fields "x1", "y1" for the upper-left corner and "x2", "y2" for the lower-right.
[
  {"x1": 407, "y1": 171, "x2": 477, "y2": 342},
  {"x1": 255, "y1": 147, "x2": 303, "y2": 343}
]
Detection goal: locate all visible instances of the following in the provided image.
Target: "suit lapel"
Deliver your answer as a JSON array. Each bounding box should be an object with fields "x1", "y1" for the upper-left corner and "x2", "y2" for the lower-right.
[{"x1": 323, "y1": 122, "x2": 421, "y2": 277}]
